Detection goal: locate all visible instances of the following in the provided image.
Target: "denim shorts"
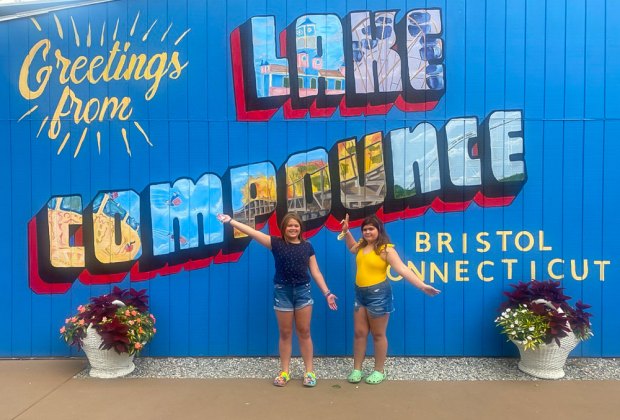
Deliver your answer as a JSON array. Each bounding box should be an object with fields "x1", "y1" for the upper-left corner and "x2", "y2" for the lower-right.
[
  {"x1": 354, "y1": 280, "x2": 394, "y2": 317},
  {"x1": 273, "y1": 282, "x2": 314, "y2": 312}
]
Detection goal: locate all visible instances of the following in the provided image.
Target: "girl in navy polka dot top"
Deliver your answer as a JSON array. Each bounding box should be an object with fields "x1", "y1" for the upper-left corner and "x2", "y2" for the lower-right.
[{"x1": 217, "y1": 212, "x2": 337, "y2": 388}]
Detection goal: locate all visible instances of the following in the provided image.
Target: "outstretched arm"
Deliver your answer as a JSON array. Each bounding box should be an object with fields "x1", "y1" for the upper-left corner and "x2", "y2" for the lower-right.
[
  {"x1": 385, "y1": 248, "x2": 441, "y2": 296},
  {"x1": 308, "y1": 256, "x2": 338, "y2": 310},
  {"x1": 339, "y1": 214, "x2": 360, "y2": 254},
  {"x1": 217, "y1": 214, "x2": 272, "y2": 249}
]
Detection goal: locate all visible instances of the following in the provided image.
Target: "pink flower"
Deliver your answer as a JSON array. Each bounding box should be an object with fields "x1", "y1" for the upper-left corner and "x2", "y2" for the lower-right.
[
  {"x1": 70, "y1": 317, "x2": 78, "y2": 323},
  {"x1": 139, "y1": 327, "x2": 144, "y2": 334},
  {"x1": 77, "y1": 305, "x2": 85, "y2": 313},
  {"x1": 150, "y1": 314, "x2": 156, "y2": 322},
  {"x1": 134, "y1": 342, "x2": 142, "y2": 349},
  {"x1": 60, "y1": 326, "x2": 66, "y2": 333},
  {"x1": 153, "y1": 328, "x2": 157, "y2": 333},
  {"x1": 131, "y1": 310, "x2": 137, "y2": 316},
  {"x1": 65, "y1": 318, "x2": 70, "y2": 324},
  {"x1": 78, "y1": 319, "x2": 85, "y2": 326},
  {"x1": 125, "y1": 310, "x2": 130, "y2": 316},
  {"x1": 128, "y1": 320, "x2": 134, "y2": 325},
  {"x1": 102, "y1": 317, "x2": 108, "y2": 322}
]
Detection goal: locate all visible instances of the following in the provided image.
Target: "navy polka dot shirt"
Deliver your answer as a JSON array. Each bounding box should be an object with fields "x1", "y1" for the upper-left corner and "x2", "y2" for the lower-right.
[{"x1": 271, "y1": 236, "x2": 315, "y2": 285}]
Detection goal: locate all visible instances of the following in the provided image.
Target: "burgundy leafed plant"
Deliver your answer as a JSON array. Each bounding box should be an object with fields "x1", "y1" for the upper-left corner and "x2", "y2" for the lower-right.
[
  {"x1": 496, "y1": 280, "x2": 593, "y2": 349},
  {"x1": 569, "y1": 301, "x2": 593, "y2": 340},
  {"x1": 60, "y1": 287, "x2": 157, "y2": 355}
]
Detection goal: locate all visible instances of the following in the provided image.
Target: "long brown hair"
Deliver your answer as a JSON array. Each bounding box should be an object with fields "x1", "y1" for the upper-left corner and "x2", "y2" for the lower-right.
[
  {"x1": 279, "y1": 212, "x2": 305, "y2": 243},
  {"x1": 358, "y1": 215, "x2": 391, "y2": 255}
]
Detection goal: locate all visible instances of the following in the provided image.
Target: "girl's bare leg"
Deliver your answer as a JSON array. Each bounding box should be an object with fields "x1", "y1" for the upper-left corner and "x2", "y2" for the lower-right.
[
  {"x1": 353, "y1": 306, "x2": 370, "y2": 370},
  {"x1": 294, "y1": 305, "x2": 314, "y2": 372},
  {"x1": 368, "y1": 313, "x2": 390, "y2": 372},
  {"x1": 275, "y1": 310, "x2": 294, "y2": 373}
]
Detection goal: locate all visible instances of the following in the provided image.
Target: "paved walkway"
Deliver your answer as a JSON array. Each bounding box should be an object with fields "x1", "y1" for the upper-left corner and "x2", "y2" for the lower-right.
[{"x1": 2, "y1": 359, "x2": 620, "y2": 419}]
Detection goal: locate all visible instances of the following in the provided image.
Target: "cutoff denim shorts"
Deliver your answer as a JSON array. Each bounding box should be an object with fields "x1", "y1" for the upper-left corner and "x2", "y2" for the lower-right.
[
  {"x1": 354, "y1": 280, "x2": 394, "y2": 317},
  {"x1": 273, "y1": 282, "x2": 314, "y2": 312}
]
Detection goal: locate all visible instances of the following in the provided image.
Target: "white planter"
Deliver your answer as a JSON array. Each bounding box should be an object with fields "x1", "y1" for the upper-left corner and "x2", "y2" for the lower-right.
[
  {"x1": 82, "y1": 326, "x2": 135, "y2": 378},
  {"x1": 511, "y1": 332, "x2": 579, "y2": 379}
]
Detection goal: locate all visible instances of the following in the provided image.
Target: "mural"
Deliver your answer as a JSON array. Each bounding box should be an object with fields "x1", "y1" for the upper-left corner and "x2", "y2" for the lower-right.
[
  {"x1": 231, "y1": 8, "x2": 445, "y2": 120},
  {"x1": 17, "y1": 9, "x2": 189, "y2": 156},
  {"x1": 29, "y1": 110, "x2": 526, "y2": 292},
  {"x1": 1, "y1": 0, "x2": 618, "y2": 357}
]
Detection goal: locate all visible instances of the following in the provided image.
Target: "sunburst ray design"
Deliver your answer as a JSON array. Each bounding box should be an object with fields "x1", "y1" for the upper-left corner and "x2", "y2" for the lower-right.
[
  {"x1": 70, "y1": 16, "x2": 80, "y2": 47},
  {"x1": 134, "y1": 122, "x2": 153, "y2": 146},
  {"x1": 130, "y1": 11, "x2": 140, "y2": 36},
  {"x1": 113, "y1": 18, "x2": 119, "y2": 40},
  {"x1": 18, "y1": 106, "x2": 38, "y2": 122},
  {"x1": 174, "y1": 29, "x2": 190, "y2": 45},
  {"x1": 121, "y1": 128, "x2": 132, "y2": 156},
  {"x1": 31, "y1": 18, "x2": 41, "y2": 31},
  {"x1": 161, "y1": 22, "x2": 173, "y2": 41},
  {"x1": 100, "y1": 21, "x2": 106, "y2": 46},
  {"x1": 57, "y1": 132, "x2": 71, "y2": 155},
  {"x1": 74, "y1": 127, "x2": 89, "y2": 158},
  {"x1": 143, "y1": 20, "x2": 158, "y2": 42},
  {"x1": 23, "y1": 10, "x2": 191, "y2": 158},
  {"x1": 37, "y1": 117, "x2": 49, "y2": 138},
  {"x1": 53, "y1": 14, "x2": 63, "y2": 39}
]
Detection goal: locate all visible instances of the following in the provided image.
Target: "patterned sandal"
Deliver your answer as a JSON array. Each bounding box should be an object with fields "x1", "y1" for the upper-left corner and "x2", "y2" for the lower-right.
[
  {"x1": 365, "y1": 370, "x2": 386, "y2": 384},
  {"x1": 273, "y1": 371, "x2": 290, "y2": 387},
  {"x1": 347, "y1": 369, "x2": 363, "y2": 383},
  {"x1": 303, "y1": 371, "x2": 317, "y2": 387}
]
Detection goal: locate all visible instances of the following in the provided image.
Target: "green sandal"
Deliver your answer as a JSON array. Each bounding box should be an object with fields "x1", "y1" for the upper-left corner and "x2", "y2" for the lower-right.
[
  {"x1": 347, "y1": 369, "x2": 363, "y2": 383},
  {"x1": 365, "y1": 370, "x2": 386, "y2": 384},
  {"x1": 303, "y1": 371, "x2": 317, "y2": 387}
]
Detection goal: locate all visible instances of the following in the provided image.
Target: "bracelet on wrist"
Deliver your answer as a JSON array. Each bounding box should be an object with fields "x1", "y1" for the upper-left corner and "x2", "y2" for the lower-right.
[{"x1": 324, "y1": 290, "x2": 331, "y2": 297}]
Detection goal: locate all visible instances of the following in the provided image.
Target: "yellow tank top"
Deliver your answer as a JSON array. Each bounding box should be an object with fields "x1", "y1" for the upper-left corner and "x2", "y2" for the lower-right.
[{"x1": 355, "y1": 244, "x2": 394, "y2": 287}]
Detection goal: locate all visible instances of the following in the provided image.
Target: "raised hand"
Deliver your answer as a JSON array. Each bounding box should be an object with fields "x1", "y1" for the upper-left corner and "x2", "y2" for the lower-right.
[
  {"x1": 217, "y1": 214, "x2": 231, "y2": 224},
  {"x1": 337, "y1": 214, "x2": 349, "y2": 240}
]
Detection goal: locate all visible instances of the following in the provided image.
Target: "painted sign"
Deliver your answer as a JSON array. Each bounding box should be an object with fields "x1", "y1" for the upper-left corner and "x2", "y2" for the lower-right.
[{"x1": 1, "y1": 0, "x2": 618, "y2": 357}]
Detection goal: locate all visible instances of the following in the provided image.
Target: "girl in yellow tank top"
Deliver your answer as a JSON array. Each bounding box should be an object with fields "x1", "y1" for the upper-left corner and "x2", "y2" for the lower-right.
[
  {"x1": 355, "y1": 243, "x2": 394, "y2": 287},
  {"x1": 338, "y1": 214, "x2": 441, "y2": 385}
]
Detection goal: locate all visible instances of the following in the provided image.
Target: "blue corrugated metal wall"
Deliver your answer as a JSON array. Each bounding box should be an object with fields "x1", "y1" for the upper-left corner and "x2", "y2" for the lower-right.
[{"x1": 0, "y1": 0, "x2": 618, "y2": 357}]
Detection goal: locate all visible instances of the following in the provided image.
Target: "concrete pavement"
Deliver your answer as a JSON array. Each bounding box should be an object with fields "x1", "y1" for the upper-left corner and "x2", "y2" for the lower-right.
[{"x1": 2, "y1": 359, "x2": 620, "y2": 420}]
